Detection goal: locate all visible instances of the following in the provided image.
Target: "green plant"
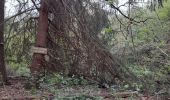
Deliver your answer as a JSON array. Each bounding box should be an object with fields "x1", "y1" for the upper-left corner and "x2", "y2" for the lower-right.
[{"x1": 57, "y1": 95, "x2": 102, "y2": 100}]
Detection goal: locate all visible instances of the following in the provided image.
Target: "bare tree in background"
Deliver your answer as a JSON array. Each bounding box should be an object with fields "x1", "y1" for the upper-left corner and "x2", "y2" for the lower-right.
[{"x1": 0, "y1": 0, "x2": 8, "y2": 84}]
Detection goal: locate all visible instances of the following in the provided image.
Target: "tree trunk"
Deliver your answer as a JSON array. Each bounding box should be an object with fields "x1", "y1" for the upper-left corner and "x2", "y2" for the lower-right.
[
  {"x1": 0, "y1": 0, "x2": 8, "y2": 83},
  {"x1": 30, "y1": 0, "x2": 48, "y2": 74}
]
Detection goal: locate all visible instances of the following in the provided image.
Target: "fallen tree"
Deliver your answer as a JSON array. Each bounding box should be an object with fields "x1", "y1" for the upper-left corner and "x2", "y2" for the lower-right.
[{"x1": 39, "y1": 0, "x2": 138, "y2": 84}]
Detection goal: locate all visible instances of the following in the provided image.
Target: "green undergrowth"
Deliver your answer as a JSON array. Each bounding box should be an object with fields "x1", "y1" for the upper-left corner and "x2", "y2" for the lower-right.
[{"x1": 57, "y1": 95, "x2": 103, "y2": 100}]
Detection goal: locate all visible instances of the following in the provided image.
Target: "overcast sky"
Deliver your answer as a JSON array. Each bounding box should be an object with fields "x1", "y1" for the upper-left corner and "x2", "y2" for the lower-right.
[
  {"x1": 5, "y1": 0, "x2": 134, "y2": 17},
  {"x1": 5, "y1": 0, "x2": 33, "y2": 17},
  {"x1": 5, "y1": 0, "x2": 16, "y2": 17}
]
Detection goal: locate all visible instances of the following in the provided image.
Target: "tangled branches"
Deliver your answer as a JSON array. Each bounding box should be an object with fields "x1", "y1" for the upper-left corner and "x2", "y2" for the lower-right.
[{"x1": 45, "y1": 0, "x2": 137, "y2": 84}]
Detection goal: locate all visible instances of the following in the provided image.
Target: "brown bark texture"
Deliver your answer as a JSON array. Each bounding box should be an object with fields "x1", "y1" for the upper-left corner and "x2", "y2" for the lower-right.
[
  {"x1": 0, "y1": 0, "x2": 8, "y2": 83},
  {"x1": 30, "y1": 0, "x2": 48, "y2": 74}
]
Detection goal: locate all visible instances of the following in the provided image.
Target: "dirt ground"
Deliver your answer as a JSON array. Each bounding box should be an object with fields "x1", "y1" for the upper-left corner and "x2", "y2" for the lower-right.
[{"x1": 0, "y1": 77, "x2": 169, "y2": 100}]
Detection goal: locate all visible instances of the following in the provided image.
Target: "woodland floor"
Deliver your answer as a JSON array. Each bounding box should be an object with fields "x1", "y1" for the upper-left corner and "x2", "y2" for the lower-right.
[{"x1": 0, "y1": 77, "x2": 169, "y2": 100}]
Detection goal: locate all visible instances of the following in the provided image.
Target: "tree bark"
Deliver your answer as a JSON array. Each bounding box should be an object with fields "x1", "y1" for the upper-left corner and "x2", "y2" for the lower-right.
[
  {"x1": 30, "y1": 0, "x2": 48, "y2": 74},
  {"x1": 0, "y1": 0, "x2": 8, "y2": 83}
]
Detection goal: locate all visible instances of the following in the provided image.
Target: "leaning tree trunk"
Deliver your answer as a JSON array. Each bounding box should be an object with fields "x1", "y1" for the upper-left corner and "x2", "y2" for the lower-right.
[
  {"x1": 0, "y1": 0, "x2": 8, "y2": 83},
  {"x1": 30, "y1": 0, "x2": 48, "y2": 76}
]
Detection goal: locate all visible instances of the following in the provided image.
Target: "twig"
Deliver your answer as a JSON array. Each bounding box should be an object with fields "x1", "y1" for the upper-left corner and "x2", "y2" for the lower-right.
[{"x1": 110, "y1": 4, "x2": 149, "y2": 23}]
